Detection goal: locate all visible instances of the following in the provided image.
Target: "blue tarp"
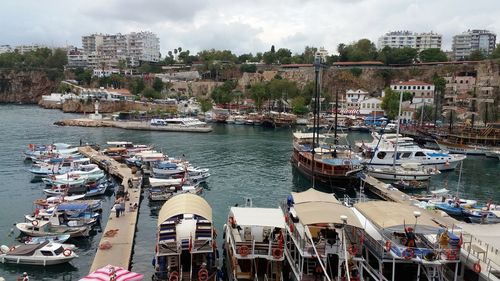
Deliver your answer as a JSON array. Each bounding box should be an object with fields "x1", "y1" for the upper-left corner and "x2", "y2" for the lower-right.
[
  {"x1": 428, "y1": 153, "x2": 449, "y2": 157},
  {"x1": 57, "y1": 203, "x2": 89, "y2": 211},
  {"x1": 156, "y1": 162, "x2": 179, "y2": 169}
]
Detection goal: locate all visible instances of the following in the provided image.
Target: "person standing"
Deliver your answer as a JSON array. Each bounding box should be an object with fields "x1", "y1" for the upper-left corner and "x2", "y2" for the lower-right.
[{"x1": 113, "y1": 202, "x2": 121, "y2": 218}]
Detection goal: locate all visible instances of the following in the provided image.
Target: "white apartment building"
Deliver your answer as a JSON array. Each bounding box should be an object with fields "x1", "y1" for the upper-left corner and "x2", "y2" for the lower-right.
[
  {"x1": 14, "y1": 44, "x2": 46, "y2": 54},
  {"x1": 80, "y1": 31, "x2": 160, "y2": 69},
  {"x1": 67, "y1": 48, "x2": 88, "y2": 68},
  {"x1": 314, "y1": 47, "x2": 329, "y2": 62},
  {"x1": 378, "y1": 31, "x2": 442, "y2": 51},
  {"x1": 452, "y1": 29, "x2": 496, "y2": 60},
  {"x1": 359, "y1": 97, "x2": 383, "y2": 115},
  {"x1": 390, "y1": 80, "x2": 434, "y2": 106}
]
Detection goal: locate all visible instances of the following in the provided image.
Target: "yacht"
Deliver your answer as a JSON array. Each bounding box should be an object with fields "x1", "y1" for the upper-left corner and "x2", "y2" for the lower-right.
[
  {"x1": 281, "y1": 188, "x2": 363, "y2": 281},
  {"x1": 153, "y1": 194, "x2": 217, "y2": 281},
  {"x1": 0, "y1": 242, "x2": 78, "y2": 266},
  {"x1": 150, "y1": 118, "x2": 208, "y2": 128},
  {"x1": 223, "y1": 199, "x2": 285, "y2": 281}
]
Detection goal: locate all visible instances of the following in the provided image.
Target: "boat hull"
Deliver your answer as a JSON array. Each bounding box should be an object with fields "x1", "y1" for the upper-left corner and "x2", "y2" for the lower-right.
[
  {"x1": 0, "y1": 255, "x2": 75, "y2": 266},
  {"x1": 436, "y1": 140, "x2": 488, "y2": 155},
  {"x1": 367, "y1": 169, "x2": 432, "y2": 181}
]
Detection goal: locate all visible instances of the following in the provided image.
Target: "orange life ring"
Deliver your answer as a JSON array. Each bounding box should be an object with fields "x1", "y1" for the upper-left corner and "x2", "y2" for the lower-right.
[
  {"x1": 272, "y1": 247, "x2": 283, "y2": 259},
  {"x1": 473, "y1": 261, "x2": 481, "y2": 273},
  {"x1": 385, "y1": 240, "x2": 391, "y2": 251},
  {"x1": 402, "y1": 248, "x2": 415, "y2": 260},
  {"x1": 348, "y1": 244, "x2": 359, "y2": 255},
  {"x1": 63, "y1": 248, "x2": 72, "y2": 257},
  {"x1": 239, "y1": 245, "x2": 249, "y2": 257},
  {"x1": 169, "y1": 271, "x2": 179, "y2": 281},
  {"x1": 32, "y1": 220, "x2": 39, "y2": 226},
  {"x1": 198, "y1": 268, "x2": 209, "y2": 281}
]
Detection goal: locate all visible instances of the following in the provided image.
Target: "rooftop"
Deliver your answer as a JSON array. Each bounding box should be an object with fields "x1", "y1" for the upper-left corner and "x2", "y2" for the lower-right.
[{"x1": 392, "y1": 80, "x2": 432, "y2": 86}]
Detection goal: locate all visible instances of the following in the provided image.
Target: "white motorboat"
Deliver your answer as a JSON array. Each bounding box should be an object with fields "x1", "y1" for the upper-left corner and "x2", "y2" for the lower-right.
[
  {"x1": 152, "y1": 162, "x2": 186, "y2": 176},
  {"x1": 29, "y1": 158, "x2": 91, "y2": 176},
  {"x1": 187, "y1": 167, "x2": 210, "y2": 183},
  {"x1": 0, "y1": 242, "x2": 78, "y2": 266},
  {"x1": 148, "y1": 184, "x2": 202, "y2": 201},
  {"x1": 485, "y1": 149, "x2": 500, "y2": 160},
  {"x1": 465, "y1": 209, "x2": 500, "y2": 224},
  {"x1": 367, "y1": 162, "x2": 440, "y2": 181},
  {"x1": 150, "y1": 117, "x2": 208, "y2": 128},
  {"x1": 16, "y1": 221, "x2": 90, "y2": 238},
  {"x1": 148, "y1": 177, "x2": 183, "y2": 188},
  {"x1": 24, "y1": 234, "x2": 71, "y2": 245},
  {"x1": 42, "y1": 165, "x2": 104, "y2": 185}
]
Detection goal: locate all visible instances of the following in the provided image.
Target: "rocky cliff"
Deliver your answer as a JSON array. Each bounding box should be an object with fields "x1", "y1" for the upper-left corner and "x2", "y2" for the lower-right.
[{"x1": 0, "y1": 70, "x2": 56, "y2": 103}]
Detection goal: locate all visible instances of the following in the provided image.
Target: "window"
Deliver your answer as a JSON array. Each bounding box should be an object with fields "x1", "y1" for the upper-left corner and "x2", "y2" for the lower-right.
[
  {"x1": 41, "y1": 251, "x2": 54, "y2": 256},
  {"x1": 427, "y1": 86, "x2": 431, "y2": 90},
  {"x1": 54, "y1": 246, "x2": 64, "y2": 255},
  {"x1": 401, "y1": 152, "x2": 412, "y2": 158},
  {"x1": 415, "y1": 151, "x2": 426, "y2": 157},
  {"x1": 377, "y1": 152, "x2": 386, "y2": 159},
  {"x1": 413, "y1": 86, "x2": 416, "y2": 90}
]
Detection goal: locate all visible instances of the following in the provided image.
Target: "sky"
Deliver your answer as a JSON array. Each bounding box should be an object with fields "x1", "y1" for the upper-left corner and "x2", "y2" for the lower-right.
[{"x1": 2, "y1": 0, "x2": 499, "y2": 56}]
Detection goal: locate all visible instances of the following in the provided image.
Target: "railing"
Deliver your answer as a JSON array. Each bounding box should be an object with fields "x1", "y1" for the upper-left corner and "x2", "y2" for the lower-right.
[{"x1": 459, "y1": 230, "x2": 500, "y2": 279}]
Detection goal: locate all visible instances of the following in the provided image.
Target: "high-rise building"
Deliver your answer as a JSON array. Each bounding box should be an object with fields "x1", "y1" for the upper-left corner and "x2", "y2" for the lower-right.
[
  {"x1": 0, "y1": 45, "x2": 12, "y2": 54},
  {"x1": 79, "y1": 31, "x2": 160, "y2": 69},
  {"x1": 452, "y1": 29, "x2": 496, "y2": 60},
  {"x1": 378, "y1": 31, "x2": 442, "y2": 51}
]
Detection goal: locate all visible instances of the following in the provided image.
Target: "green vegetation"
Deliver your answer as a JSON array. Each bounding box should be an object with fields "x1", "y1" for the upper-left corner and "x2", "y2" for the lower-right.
[
  {"x1": 249, "y1": 83, "x2": 268, "y2": 111},
  {"x1": 414, "y1": 105, "x2": 436, "y2": 122},
  {"x1": 291, "y1": 96, "x2": 309, "y2": 115},
  {"x1": 129, "y1": 77, "x2": 146, "y2": 95},
  {"x1": 0, "y1": 48, "x2": 67, "y2": 69},
  {"x1": 468, "y1": 50, "x2": 486, "y2": 61},
  {"x1": 210, "y1": 80, "x2": 238, "y2": 104},
  {"x1": 338, "y1": 39, "x2": 378, "y2": 62},
  {"x1": 419, "y1": 48, "x2": 448, "y2": 62},
  {"x1": 141, "y1": 87, "x2": 162, "y2": 99},
  {"x1": 198, "y1": 97, "x2": 213, "y2": 113},
  {"x1": 378, "y1": 47, "x2": 418, "y2": 65},
  {"x1": 381, "y1": 88, "x2": 413, "y2": 120},
  {"x1": 240, "y1": 64, "x2": 257, "y2": 73},
  {"x1": 152, "y1": 77, "x2": 164, "y2": 92}
]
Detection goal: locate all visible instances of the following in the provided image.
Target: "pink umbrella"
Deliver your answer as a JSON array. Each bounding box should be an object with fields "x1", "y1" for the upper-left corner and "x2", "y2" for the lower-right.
[{"x1": 80, "y1": 264, "x2": 143, "y2": 281}]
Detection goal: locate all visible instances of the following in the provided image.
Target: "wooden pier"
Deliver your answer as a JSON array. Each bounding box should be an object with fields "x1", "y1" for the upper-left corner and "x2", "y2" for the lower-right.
[
  {"x1": 78, "y1": 146, "x2": 143, "y2": 273},
  {"x1": 361, "y1": 174, "x2": 500, "y2": 279}
]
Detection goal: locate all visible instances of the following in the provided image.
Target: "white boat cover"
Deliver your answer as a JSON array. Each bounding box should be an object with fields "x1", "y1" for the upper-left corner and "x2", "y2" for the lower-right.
[
  {"x1": 157, "y1": 193, "x2": 212, "y2": 226},
  {"x1": 292, "y1": 188, "x2": 340, "y2": 204},
  {"x1": 293, "y1": 201, "x2": 362, "y2": 228},
  {"x1": 354, "y1": 201, "x2": 442, "y2": 234},
  {"x1": 230, "y1": 207, "x2": 285, "y2": 228}
]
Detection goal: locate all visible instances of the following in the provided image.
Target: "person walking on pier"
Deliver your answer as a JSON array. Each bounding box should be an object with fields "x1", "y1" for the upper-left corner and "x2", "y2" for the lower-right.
[{"x1": 113, "y1": 202, "x2": 121, "y2": 218}]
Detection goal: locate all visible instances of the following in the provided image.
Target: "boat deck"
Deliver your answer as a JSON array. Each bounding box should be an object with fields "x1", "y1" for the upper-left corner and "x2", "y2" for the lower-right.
[
  {"x1": 78, "y1": 146, "x2": 142, "y2": 273},
  {"x1": 361, "y1": 174, "x2": 500, "y2": 278}
]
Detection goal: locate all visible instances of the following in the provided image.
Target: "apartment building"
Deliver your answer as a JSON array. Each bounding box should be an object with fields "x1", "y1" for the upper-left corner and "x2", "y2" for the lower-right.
[
  {"x1": 390, "y1": 80, "x2": 434, "y2": 106},
  {"x1": 452, "y1": 29, "x2": 496, "y2": 60},
  {"x1": 378, "y1": 31, "x2": 442, "y2": 51}
]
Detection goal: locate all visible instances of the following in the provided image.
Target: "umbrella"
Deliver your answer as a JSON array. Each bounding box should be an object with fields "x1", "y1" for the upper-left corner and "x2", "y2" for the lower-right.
[{"x1": 80, "y1": 264, "x2": 143, "y2": 281}]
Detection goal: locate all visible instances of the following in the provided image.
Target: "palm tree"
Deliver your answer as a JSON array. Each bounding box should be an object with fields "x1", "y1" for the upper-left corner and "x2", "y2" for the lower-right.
[{"x1": 178, "y1": 47, "x2": 182, "y2": 53}]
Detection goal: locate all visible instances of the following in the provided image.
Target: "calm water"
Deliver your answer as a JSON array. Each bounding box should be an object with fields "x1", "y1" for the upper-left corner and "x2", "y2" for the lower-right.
[{"x1": 0, "y1": 105, "x2": 498, "y2": 280}]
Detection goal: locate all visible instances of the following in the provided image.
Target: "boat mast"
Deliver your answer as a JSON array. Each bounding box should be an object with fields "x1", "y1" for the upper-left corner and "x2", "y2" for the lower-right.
[
  {"x1": 311, "y1": 56, "x2": 324, "y2": 188},
  {"x1": 392, "y1": 92, "x2": 403, "y2": 169},
  {"x1": 334, "y1": 88, "x2": 338, "y2": 145},
  {"x1": 456, "y1": 160, "x2": 463, "y2": 198}
]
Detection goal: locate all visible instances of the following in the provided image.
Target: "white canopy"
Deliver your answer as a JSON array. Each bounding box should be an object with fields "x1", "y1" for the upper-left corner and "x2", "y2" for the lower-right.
[
  {"x1": 293, "y1": 201, "x2": 362, "y2": 228},
  {"x1": 230, "y1": 207, "x2": 285, "y2": 228},
  {"x1": 354, "y1": 201, "x2": 442, "y2": 234},
  {"x1": 292, "y1": 188, "x2": 340, "y2": 204},
  {"x1": 293, "y1": 132, "x2": 326, "y2": 139},
  {"x1": 157, "y1": 194, "x2": 212, "y2": 226}
]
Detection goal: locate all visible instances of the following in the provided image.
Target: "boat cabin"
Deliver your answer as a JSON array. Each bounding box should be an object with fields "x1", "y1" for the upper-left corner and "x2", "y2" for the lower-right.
[
  {"x1": 225, "y1": 206, "x2": 285, "y2": 281},
  {"x1": 154, "y1": 194, "x2": 217, "y2": 281}
]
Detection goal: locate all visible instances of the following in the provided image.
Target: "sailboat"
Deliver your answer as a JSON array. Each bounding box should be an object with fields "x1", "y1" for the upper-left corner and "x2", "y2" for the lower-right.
[
  {"x1": 366, "y1": 93, "x2": 439, "y2": 181},
  {"x1": 291, "y1": 58, "x2": 363, "y2": 185}
]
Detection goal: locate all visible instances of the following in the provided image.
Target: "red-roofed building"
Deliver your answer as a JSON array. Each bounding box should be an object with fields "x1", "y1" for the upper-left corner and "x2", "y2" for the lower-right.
[{"x1": 390, "y1": 80, "x2": 434, "y2": 106}]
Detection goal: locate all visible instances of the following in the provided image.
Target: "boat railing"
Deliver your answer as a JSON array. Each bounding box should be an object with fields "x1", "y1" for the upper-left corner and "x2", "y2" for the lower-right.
[{"x1": 459, "y1": 230, "x2": 500, "y2": 278}]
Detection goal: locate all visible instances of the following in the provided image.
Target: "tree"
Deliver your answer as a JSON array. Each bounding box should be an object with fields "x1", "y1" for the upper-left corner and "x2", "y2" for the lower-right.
[
  {"x1": 153, "y1": 77, "x2": 164, "y2": 92},
  {"x1": 142, "y1": 87, "x2": 162, "y2": 99},
  {"x1": 381, "y1": 88, "x2": 413, "y2": 120},
  {"x1": 414, "y1": 105, "x2": 436, "y2": 123},
  {"x1": 468, "y1": 50, "x2": 486, "y2": 61},
  {"x1": 238, "y1": 53, "x2": 254, "y2": 63},
  {"x1": 74, "y1": 68, "x2": 92, "y2": 85},
  {"x1": 419, "y1": 48, "x2": 448, "y2": 62},
  {"x1": 210, "y1": 80, "x2": 237, "y2": 105},
  {"x1": 378, "y1": 46, "x2": 418, "y2": 65},
  {"x1": 275, "y1": 48, "x2": 292, "y2": 64},
  {"x1": 263, "y1": 51, "x2": 276, "y2": 64},
  {"x1": 350, "y1": 67, "x2": 362, "y2": 77},
  {"x1": 291, "y1": 96, "x2": 309, "y2": 115},
  {"x1": 117, "y1": 59, "x2": 127, "y2": 73},
  {"x1": 198, "y1": 97, "x2": 213, "y2": 113},
  {"x1": 130, "y1": 77, "x2": 145, "y2": 95},
  {"x1": 137, "y1": 62, "x2": 152, "y2": 73},
  {"x1": 338, "y1": 39, "x2": 377, "y2": 62},
  {"x1": 57, "y1": 83, "x2": 72, "y2": 93},
  {"x1": 249, "y1": 82, "x2": 268, "y2": 112},
  {"x1": 302, "y1": 46, "x2": 318, "y2": 63},
  {"x1": 490, "y1": 44, "x2": 500, "y2": 59},
  {"x1": 240, "y1": 64, "x2": 257, "y2": 73}
]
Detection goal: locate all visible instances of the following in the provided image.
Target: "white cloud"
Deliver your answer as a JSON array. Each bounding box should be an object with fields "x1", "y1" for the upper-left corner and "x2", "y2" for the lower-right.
[{"x1": 0, "y1": 0, "x2": 499, "y2": 55}]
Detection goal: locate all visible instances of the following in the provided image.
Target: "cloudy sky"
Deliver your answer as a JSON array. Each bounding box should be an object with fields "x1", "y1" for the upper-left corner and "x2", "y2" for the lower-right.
[{"x1": 2, "y1": 0, "x2": 499, "y2": 56}]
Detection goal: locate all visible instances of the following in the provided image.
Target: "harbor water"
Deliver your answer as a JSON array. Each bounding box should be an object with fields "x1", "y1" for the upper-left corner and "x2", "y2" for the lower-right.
[{"x1": 0, "y1": 105, "x2": 498, "y2": 280}]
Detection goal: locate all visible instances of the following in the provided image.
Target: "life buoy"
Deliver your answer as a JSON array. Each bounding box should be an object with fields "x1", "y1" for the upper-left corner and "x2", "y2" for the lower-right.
[
  {"x1": 198, "y1": 268, "x2": 209, "y2": 281},
  {"x1": 473, "y1": 261, "x2": 481, "y2": 273},
  {"x1": 63, "y1": 248, "x2": 72, "y2": 257},
  {"x1": 169, "y1": 271, "x2": 179, "y2": 281},
  {"x1": 289, "y1": 223, "x2": 294, "y2": 233},
  {"x1": 284, "y1": 215, "x2": 289, "y2": 223},
  {"x1": 446, "y1": 249, "x2": 457, "y2": 260},
  {"x1": 272, "y1": 247, "x2": 283, "y2": 259},
  {"x1": 402, "y1": 248, "x2": 415, "y2": 260},
  {"x1": 32, "y1": 220, "x2": 39, "y2": 226},
  {"x1": 239, "y1": 245, "x2": 249, "y2": 257},
  {"x1": 348, "y1": 244, "x2": 359, "y2": 255},
  {"x1": 385, "y1": 240, "x2": 391, "y2": 251}
]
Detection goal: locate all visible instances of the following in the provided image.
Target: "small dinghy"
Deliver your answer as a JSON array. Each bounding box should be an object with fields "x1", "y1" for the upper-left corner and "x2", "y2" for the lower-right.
[{"x1": 24, "y1": 234, "x2": 71, "y2": 245}]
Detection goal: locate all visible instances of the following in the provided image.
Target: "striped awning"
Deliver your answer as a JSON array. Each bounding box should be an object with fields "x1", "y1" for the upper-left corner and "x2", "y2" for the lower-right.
[
  {"x1": 339, "y1": 109, "x2": 360, "y2": 115},
  {"x1": 80, "y1": 264, "x2": 143, "y2": 281}
]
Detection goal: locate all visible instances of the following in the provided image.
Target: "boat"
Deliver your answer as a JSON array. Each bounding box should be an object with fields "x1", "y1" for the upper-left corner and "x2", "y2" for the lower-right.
[
  {"x1": 0, "y1": 242, "x2": 77, "y2": 265},
  {"x1": 464, "y1": 209, "x2": 500, "y2": 224},
  {"x1": 152, "y1": 162, "x2": 186, "y2": 177},
  {"x1": 434, "y1": 202, "x2": 465, "y2": 217},
  {"x1": 148, "y1": 184, "x2": 203, "y2": 202},
  {"x1": 435, "y1": 140, "x2": 490, "y2": 155},
  {"x1": 186, "y1": 167, "x2": 210, "y2": 184},
  {"x1": 434, "y1": 123, "x2": 500, "y2": 155},
  {"x1": 390, "y1": 180, "x2": 428, "y2": 191},
  {"x1": 367, "y1": 163, "x2": 439, "y2": 181},
  {"x1": 16, "y1": 221, "x2": 90, "y2": 238},
  {"x1": 29, "y1": 158, "x2": 91, "y2": 176},
  {"x1": 485, "y1": 149, "x2": 500, "y2": 160},
  {"x1": 281, "y1": 188, "x2": 364, "y2": 281},
  {"x1": 153, "y1": 194, "x2": 217, "y2": 281},
  {"x1": 150, "y1": 117, "x2": 209, "y2": 128},
  {"x1": 148, "y1": 177, "x2": 184, "y2": 188},
  {"x1": 352, "y1": 201, "x2": 461, "y2": 280},
  {"x1": 224, "y1": 199, "x2": 285, "y2": 281},
  {"x1": 291, "y1": 132, "x2": 363, "y2": 184},
  {"x1": 24, "y1": 234, "x2": 71, "y2": 245},
  {"x1": 24, "y1": 143, "x2": 78, "y2": 161}
]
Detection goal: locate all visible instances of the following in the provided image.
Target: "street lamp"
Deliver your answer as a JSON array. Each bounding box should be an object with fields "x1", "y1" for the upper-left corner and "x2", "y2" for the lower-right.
[{"x1": 413, "y1": 211, "x2": 421, "y2": 232}]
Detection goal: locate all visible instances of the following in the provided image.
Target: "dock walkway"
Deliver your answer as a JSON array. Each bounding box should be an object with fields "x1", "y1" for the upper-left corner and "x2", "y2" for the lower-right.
[
  {"x1": 361, "y1": 174, "x2": 500, "y2": 279},
  {"x1": 78, "y1": 146, "x2": 142, "y2": 273}
]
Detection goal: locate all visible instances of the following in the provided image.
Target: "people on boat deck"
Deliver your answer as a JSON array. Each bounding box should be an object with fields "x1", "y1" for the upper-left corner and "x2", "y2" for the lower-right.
[
  {"x1": 439, "y1": 230, "x2": 450, "y2": 249},
  {"x1": 404, "y1": 227, "x2": 416, "y2": 247}
]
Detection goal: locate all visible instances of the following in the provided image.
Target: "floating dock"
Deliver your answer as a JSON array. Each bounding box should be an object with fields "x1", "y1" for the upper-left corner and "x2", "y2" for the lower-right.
[
  {"x1": 361, "y1": 174, "x2": 500, "y2": 280},
  {"x1": 78, "y1": 146, "x2": 143, "y2": 273}
]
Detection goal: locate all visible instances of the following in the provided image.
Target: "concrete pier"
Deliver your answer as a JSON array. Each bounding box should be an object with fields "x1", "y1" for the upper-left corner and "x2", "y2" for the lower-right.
[
  {"x1": 56, "y1": 119, "x2": 213, "y2": 133},
  {"x1": 78, "y1": 146, "x2": 143, "y2": 273}
]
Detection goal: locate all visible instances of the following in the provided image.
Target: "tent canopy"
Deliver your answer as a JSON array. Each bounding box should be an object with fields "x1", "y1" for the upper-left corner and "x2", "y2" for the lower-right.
[
  {"x1": 230, "y1": 207, "x2": 285, "y2": 228},
  {"x1": 157, "y1": 193, "x2": 212, "y2": 226},
  {"x1": 293, "y1": 201, "x2": 362, "y2": 228},
  {"x1": 79, "y1": 264, "x2": 143, "y2": 281},
  {"x1": 354, "y1": 201, "x2": 442, "y2": 234},
  {"x1": 292, "y1": 188, "x2": 340, "y2": 204}
]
